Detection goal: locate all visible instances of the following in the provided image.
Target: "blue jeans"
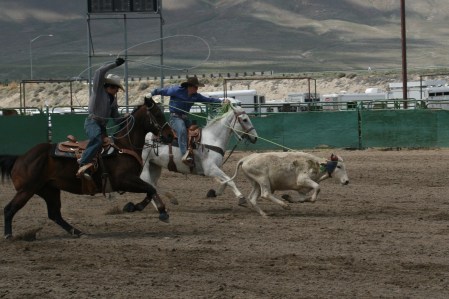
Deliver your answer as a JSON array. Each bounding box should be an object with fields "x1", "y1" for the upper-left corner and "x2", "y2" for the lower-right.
[
  {"x1": 169, "y1": 114, "x2": 191, "y2": 155},
  {"x1": 79, "y1": 118, "x2": 105, "y2": 165}
]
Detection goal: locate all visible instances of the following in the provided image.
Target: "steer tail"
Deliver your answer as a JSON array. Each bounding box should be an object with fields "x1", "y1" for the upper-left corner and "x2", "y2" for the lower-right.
[
  {"x1": 222, "y1": 159, "x2": 244, "y2": 185},
  {"x1": 0, "y1": 155, "x2": 18, "y2": 182}
]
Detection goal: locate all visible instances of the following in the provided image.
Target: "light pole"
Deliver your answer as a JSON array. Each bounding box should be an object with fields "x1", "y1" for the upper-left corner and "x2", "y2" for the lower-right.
[
  {"x1": 400, "y1": 0, "x2": 408, "y2": 108},
  {"x1": 29, "y1": 34, "x2": 53, "y2": 79}
]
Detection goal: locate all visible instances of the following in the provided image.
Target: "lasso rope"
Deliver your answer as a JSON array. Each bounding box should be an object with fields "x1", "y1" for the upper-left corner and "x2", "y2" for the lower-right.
[
  {"x1": 116, "y1": 34, "x2": 211, "y2": 71},
  {"x1": 66, "y1": 35, "x2": 290, "y2": 151},
  {"x1": 67, "y1": 34, "x2": 213, "y2": 115},
  {"x1": 161, "y1": 100, "x2": 295, "y2": 152},
  {"x1": 72, "y1": 34, "x2": 211, "y2": 81}
]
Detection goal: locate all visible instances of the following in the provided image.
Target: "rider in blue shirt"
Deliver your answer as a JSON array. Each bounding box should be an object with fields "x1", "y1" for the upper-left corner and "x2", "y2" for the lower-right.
[{"x1": 149, "y1": 77, "x2": 225, "y2": 166}]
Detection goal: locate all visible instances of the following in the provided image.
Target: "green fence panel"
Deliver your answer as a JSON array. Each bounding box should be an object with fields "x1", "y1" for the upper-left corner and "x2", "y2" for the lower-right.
[
  {"x1": 5, "y1": 109, "x2": 449, "y2": 156},
  {"x1": 241, "y1": 114, "x2": 285, "y2": 150},
  {"x1": 246, "y1": 111, "x2": 359, "y2": 150},
  {"x1": 225, "y1": 114, "x2": 283, "y2": 151},
  {"x1": 360, "y1": 110, "x2": 442, "y2": 148},
  {"x1": 0, "y1": 115, "x2": 48, "y2": 155},
  {"x1": 282, "y1": 111, "x2": 359, "y2": 149},
  {"x1": 190, "y1": 113, "x2": 208, "y2": 127},
  {"x1": 436, "y1": 110, "x2": 449, "y2": 147},
  {"x1": 164, "y1": 112, "x2": 208, "y2": 127},
  {"x1": 50, "y1": 114, "x2": 89, "y2": 143}
]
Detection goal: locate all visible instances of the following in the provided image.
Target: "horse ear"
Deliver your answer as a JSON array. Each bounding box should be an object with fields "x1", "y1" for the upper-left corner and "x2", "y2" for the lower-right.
[{"x1": 144, "y1": 97, "x2": 154, "y2": 107}]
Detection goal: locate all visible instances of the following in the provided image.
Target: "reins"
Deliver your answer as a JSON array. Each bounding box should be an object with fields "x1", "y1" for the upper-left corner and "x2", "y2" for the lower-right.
[
  {"x1": 221, "y1": 109, "x2": 253, "y2": 165},
  {"x1": 149, "y1": 102, "x2": 255, "y2": 165},
  {"x1": 108, "y1": 101, "x2": 169, "y2": 170},
  {"x1": 121, "y1": 101, "x2": 169, "y2": 152}
]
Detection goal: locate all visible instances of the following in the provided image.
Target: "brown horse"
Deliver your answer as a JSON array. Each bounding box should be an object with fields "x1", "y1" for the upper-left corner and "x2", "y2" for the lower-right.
[
  {"x1": 0, "y1": 109, "x2": 18, "y2": 116},
  {"x1": 0, "y1": 97, "x2": 173, "y2": 239}
]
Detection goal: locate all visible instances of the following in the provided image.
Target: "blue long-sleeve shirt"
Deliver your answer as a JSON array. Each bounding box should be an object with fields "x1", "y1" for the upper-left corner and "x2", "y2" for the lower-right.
[{"x1": 152, "y1": 85, "x2": 221, "y2": 115}]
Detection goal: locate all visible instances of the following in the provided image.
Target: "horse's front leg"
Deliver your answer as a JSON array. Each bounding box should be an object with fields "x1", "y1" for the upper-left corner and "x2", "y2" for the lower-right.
[
  {"x1": 121, "y1": 178, "x2": 169, "y2": 222},
  {"x1": 135, "y1": 193, "x2": 169, "y2": 221},
  {"x1": 204, "y1": 166, "x2": 246, "y2": 205}
]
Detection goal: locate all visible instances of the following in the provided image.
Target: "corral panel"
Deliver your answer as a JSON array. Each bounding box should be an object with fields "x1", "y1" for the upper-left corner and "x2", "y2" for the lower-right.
[
  {"x1": 0, "y1": 115, "x2": 48, "y2": 155},
  {"x1": 243, "y1": 111, "x2": 359, "y2": 150},
  {"x1": 360, "y1": 110, "x2": 438, "y2": 148},
  {"x1": 51, "y1": 114, "x2": 88, "y2": 143}
]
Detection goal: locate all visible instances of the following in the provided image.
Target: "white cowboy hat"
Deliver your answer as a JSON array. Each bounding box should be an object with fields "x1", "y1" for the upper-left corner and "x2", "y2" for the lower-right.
[{"x1": 104, "y1": 74, "x2": 124, "y2": 91}]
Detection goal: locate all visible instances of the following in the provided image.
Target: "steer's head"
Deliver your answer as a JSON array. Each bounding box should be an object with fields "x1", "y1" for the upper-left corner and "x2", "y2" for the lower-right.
[{"x1": 320, "y1": 154, "x2": 349, "y2": 185}]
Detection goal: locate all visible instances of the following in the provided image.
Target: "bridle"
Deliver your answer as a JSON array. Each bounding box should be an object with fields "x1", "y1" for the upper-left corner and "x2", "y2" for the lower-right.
[
  {"x1": 118, "y1": 100, "x2": 170, "y2": 151},
  {"x1": 145, "y1": 100, "x2": 170, "y2": 134},
  {"x1": 229, "y1": 109, "x2": 256, "y2": 141},
  {"x1": 220, "y1": 108, "x2": 256, "y2": 165}
]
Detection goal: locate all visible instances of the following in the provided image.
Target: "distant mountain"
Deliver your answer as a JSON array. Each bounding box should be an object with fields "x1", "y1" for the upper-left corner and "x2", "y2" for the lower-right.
[{"x1": 1, "y1": 0, "x2": 449, "y2": 81}]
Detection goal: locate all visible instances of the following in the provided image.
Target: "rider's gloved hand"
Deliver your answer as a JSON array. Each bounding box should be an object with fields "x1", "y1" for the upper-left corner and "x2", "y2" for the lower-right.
[
  {"x1": 145, "y1": 92, "x2": 152, "y2": 99},
  {"x1": 115, "y1": 57, "x2": 125, "y2": 66}
]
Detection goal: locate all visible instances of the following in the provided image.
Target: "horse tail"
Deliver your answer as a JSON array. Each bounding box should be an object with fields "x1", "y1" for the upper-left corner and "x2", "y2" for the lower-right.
[
  {"x1": 222, "y1": 158, "x2": 245, "y2": 185},
  {"x1": 0, "y1": 155, "x2": 18, "y2": 181}
]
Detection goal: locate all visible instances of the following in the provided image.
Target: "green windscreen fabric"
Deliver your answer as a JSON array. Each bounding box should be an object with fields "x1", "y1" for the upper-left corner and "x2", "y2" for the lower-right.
[
  {"x1": 0, "y1": 115, "x2": 48, "y2": 155},
  {"x1": 50, "y1": 114, "x2": 88, "y2": 143},
  {"x1": 4, "y1": 109, "x2": 449, "y2": 155},
  {"x1": 360, "y1": 110, "x2": 442, "y2": 148},
  {"x1": 436, "y1": 110, "x2": 449, "y2": 147},
  {"x1": 243, "y1": 111, "x2": 359, "y2": 150}
]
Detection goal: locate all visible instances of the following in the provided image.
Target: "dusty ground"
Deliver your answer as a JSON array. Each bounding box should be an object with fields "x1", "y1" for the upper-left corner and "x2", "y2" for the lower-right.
[{"x1": 1, "y1": 148, "x2": 449, "y2": 298}]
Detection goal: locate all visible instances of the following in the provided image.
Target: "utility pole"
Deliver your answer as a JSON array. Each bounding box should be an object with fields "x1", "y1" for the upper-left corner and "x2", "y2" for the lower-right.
[{"x1": 401, "y1": 0, "x2": 408, "y2": 109}]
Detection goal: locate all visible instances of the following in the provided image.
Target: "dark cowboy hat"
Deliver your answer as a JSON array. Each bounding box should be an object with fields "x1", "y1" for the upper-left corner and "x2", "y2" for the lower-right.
[{"x1": 181, "y1": 77, "x2": 205, "y2": 88}]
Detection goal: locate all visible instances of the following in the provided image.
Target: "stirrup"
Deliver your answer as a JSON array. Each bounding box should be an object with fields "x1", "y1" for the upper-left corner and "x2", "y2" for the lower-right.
[
  {"x1": 83, "y1": 172, "x2": 93, "y2": 181},
  {"x1": 181, "y1": 152, "x2": 194, "y2": 167},
  {"x1": 76, "y1": 163, "x2": 93, "y2": 179},
  {"x1": 181, "y1": 151, "x2": 189, "y2": 161}
]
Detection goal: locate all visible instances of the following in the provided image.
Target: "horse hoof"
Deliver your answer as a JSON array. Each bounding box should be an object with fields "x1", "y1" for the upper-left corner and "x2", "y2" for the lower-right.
[
  {"x1": 159, "y1": 212, "x2": 170, "y2": 223},
  {"x1": 238, "y1": 197, "x2": 247, "y2": 207},
  {"x1": 70, "y1": 228, "x2": 84, "y2": 237},
  {"x1": 206, "y1": 189, "x2": 217, "y2": 198},
  {"x1": 281, "y1": 194, "x2": 293, "y2": 202},
  {"x1": 4, "y1": 234, "x2": 13, "y2": 240},
  {"x1": 134, "y1": 203, "x2": 145, "y2": 211},
  {"x1": 123, "y1": 202, "x2": 136, "y2": 213},
  {"x1": 165, "y1": 192, "x2": 178, "y2": 205}
]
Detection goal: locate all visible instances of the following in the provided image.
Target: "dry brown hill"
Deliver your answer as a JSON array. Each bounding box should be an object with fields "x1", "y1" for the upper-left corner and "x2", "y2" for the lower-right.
[{"x1": 2, "y1": 69, "x2": 447, "y2": 109}]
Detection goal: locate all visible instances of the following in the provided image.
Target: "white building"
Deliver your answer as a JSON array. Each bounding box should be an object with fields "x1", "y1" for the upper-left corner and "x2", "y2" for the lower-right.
[{"x1": 203, "y1": 89, "x2": 265, "y2": 113}]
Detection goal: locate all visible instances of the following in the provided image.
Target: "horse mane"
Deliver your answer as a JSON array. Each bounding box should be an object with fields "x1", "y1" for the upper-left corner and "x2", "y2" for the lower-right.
[
  {"x1": 131, "y1": 104, "x2": 142, "y2": 115},
  {"x1": 116, "y1": 103, "x2": 144, "y2": 132},
  {"x1": 206, "y1": 103, "x2": 239, "y2": 126}
]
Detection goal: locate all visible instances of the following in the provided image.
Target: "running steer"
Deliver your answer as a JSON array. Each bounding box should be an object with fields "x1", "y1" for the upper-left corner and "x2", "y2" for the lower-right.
[{"x1": 223, "y1": 151, "x2": 349, "y2": 217}]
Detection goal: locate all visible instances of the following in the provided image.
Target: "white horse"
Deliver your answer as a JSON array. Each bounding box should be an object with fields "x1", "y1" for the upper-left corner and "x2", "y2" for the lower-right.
[{"x1": 140, "y1": 103, "x2": 258, "y2": 206}]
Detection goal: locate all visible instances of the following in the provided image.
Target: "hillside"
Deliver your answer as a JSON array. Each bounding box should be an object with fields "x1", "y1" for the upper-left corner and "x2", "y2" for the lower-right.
[{"x1": 1, "y1": 0, "x2": 449, "y2": 82}]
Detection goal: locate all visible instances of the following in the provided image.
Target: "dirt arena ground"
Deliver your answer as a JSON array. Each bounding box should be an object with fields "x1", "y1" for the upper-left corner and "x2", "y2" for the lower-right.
[{"x1": 1, "y1": 148, "x2": 449, "y2": 298}]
